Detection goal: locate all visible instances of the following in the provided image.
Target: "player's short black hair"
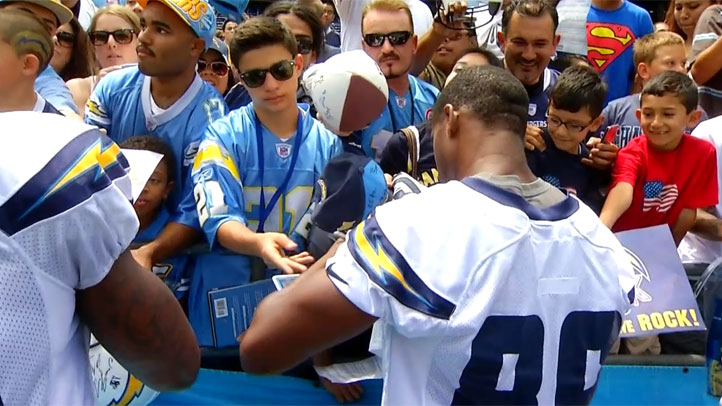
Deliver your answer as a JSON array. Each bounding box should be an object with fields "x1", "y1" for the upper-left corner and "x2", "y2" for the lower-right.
[
  {"x1": 432, "y1": 65, "x2": 529, "y2": 139},
  {"x1": 502, "y1": 0, "x2": 558, "y2": 35},
  {"x1": 264, "y1": 1, "x2": 323, "y2": 57},
  {"x1": 641, "y1": 71, "x2": 698, "y2": 113},
  {"x1": 119, "y1": 136, "x2": 176, "y2": 183},
  {"x1": 460, "y1": 46, "x2": 503, "y2": 68},
  {"x1": 549, "y1": 65, "x2": 607, "y2": 119},
  {"x1": 230, "y1": 16, "x2": 298, "y2": 69}
]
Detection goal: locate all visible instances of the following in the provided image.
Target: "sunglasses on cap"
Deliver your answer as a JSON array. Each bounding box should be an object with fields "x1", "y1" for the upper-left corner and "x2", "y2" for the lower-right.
[
  {"x1": 55, "y1": 31, "x2": 75, "y2": 48},
  {"x1": 295, "y1": 35, "x2": 313, "y2": 55},
  {"x1": 363, "y1": 31, "x2": 412, "y2": 47},
  {"x1": 240, "y1": 60, "x2": 295, "y2": 88},
  {"x1": 89, "y1": 29, "x2": 136, "y2": 46},
  {"x1": 197, "y1": 60, "x2": 229, "y2": 76}
]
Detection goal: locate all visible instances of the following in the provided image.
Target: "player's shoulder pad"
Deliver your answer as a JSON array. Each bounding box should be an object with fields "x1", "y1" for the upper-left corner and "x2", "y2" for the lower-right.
[{"x1": 347, "y1": 213, "x2": 456, "y2": 319}]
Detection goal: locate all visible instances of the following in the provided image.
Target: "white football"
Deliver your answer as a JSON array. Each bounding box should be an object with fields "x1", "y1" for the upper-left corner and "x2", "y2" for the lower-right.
[
  {"x1": 89, "y1": 336, "x2": 160, "y2": 406},
  {"x1": 302, "y1": 50, "x2": 389, "y2": 134}
]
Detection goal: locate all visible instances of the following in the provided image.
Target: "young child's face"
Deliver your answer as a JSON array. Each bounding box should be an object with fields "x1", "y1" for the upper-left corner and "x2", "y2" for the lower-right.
[
  {"x1": 133, "y1": 161, "x2": 173, "y2": 220},
  {"x1": 546, "y1": 104, "x2": 602, "y2": 154},
  {"x1": 641, "y1": 44, "x2": 687, "y2": 81},
  {"x1": 637, "y1": 94, "x2": 701, "y2": 150}
]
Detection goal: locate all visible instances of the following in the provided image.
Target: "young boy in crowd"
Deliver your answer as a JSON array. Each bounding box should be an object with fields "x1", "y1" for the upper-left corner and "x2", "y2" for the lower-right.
[
  {"x1": 120, "y1": 136, "x2": 191, "y2": 304},
  {"x1": 600, "y1": 71, "x2": 718, "y2": 247},
  {"x1": 187, "y1": 17, "x2": 342, "y2": 347},
  {"x1": 526, "y1": 65, "x2": 608, "y2": 212},
  {"x1": 0, "y1": 9, "x2": 59, "y2": 114},
  {"x1": 600, "y1": 31, "x2": 707, "y2": 148}
]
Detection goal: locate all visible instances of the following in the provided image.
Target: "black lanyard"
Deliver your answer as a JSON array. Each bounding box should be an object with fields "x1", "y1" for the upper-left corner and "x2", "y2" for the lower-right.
[
  {"x1": 255, "y1": 109, "x2": 303, "y2": 232},
  {"x1": 387, "y1": 85, "x2": 415, "y2": 133}
]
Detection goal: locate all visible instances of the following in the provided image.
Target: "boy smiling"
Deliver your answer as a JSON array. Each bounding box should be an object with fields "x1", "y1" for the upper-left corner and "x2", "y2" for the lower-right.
[{"x1": 600, "y1": 71, "x2": 718, "y2": 245}]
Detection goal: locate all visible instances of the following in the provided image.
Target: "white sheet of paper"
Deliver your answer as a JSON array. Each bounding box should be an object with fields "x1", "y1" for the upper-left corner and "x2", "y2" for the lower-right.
[
  {"x1": 556, "y1": 0, "x2": 592, "y2": 56},
  {"x1": 120, "y1": 149, "x2": 163, "y2": 202},
  {"x1": 313, "y1": 356, "x2": 383, "y2": 384}
]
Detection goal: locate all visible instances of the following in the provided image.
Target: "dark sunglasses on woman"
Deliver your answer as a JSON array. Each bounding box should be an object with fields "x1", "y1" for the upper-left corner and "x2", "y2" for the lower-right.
[
  {"x1": 295, "y1": 35, "x2": 313, "y2": 55},
  {"x1": 197, "y1": 60, "x2": 229, "y2": 76},
  {"x1": 239, "y1": 60, "x2": 295, "y2": 88},
  {"x1": 89, "y1": 29, "x2": 136, "y2": 46},
  {"x1": 55, "y1": 31, "x2": 75, "y2": 47},
  {"x1": 363, "y1": 31, "x2": 412, "y2": 47}
]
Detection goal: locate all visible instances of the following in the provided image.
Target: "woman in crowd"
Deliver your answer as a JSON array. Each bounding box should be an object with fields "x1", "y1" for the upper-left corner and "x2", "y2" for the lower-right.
[
  {"x1": 198, "y1": 38, "x2": 237, "y2": 97},
  {"x1": 67, "y1": 5, "x2": 140, "y2": 114},
  {"x1": 665, "y1": 0, "x2": 719, "y2": 55},
  {"x1": 49, "y1": 17, "x2": 95, "y2": 82}
]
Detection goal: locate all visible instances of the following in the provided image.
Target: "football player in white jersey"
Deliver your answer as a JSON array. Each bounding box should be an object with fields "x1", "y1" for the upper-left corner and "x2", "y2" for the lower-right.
[
  {"x1": 0, "y1": 112, "x2": 199, "y2": 405},
  {"x1": 240, "y1": 66, "x2": 636, "y2": 405}
]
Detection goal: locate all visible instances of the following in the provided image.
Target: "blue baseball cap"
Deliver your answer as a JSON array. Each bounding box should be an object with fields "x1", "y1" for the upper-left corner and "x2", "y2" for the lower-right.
[
  {"x1": 311, "y1": 153, "x2": 389, "y2": 234},
  {"x1": 151, "y1": 0, "x2": 216, "y2": 49},
  {"x1": 208, "y1": 37, "x2": 229, "y2": 63}
]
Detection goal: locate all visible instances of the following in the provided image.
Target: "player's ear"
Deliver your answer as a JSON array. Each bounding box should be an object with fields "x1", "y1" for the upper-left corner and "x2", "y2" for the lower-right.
[{"x1": 444, "y1": 104, "x2": 460, "y2": 139}]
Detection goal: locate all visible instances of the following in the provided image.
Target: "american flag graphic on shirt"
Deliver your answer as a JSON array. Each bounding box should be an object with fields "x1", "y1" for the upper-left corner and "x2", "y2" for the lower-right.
[{"x1": 643, "y1": 181, "x2": 678, "y2": 212}]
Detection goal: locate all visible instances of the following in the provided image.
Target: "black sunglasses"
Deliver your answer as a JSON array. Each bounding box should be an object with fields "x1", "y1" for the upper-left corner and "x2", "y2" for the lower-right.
[
  {"x1": 240, "y1": 60, "x2": 295, "y2": 88},
  {"x1": 363, "y1": 31, "x2": 412, "y2": 47},
  {"x1": 89, "y1": 29, "x2": 136, "y2": 46},
  {"x1": 295, "y1": 35, "x2": 313, "y2": 55},
  {"x1": 197, "y1": 60, "x2": 229, "y2": 76},
  {"x1": 55, "y1": 31, "x2": 75, "y2": 47}
]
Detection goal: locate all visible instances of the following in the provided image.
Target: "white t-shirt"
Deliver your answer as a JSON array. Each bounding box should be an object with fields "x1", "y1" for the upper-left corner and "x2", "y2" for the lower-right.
[
  {"x1": 0, "y1": 112, "x2": 138, "y2": 405},
  {"x1": 327, "y1": 176, "x2": 635, "y2": 405},
  {"x1": 678, "y1": 115, "x2": 722, "y2": 264},
  {"x1": 334, "y1": 0, "x2": 434, "y2": 52}
]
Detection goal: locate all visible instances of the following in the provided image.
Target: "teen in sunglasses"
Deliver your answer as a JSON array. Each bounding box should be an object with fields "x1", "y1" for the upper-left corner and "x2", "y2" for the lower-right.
[
  {"x1": 88, "y1": 6, "x2": 139, "y2": 70},
  {"x1": 50, "y1": 18, "x2": 94, "y2": 82},
  {"x1": 264, "y1": 2, "x2": 322, "y2": 70},
  {"x1": 198, "y1": 39, "x2": 237, "y2": 96}
]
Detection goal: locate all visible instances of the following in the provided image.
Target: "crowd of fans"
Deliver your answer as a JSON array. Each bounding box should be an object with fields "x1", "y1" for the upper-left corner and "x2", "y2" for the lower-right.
[{"x1": 2, "y1": 0, "x2": 722, "y2": 402}]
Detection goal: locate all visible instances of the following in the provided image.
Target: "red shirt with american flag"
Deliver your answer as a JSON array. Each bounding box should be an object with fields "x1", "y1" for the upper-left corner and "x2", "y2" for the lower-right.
[{"x1": 610, "y1": 133, "x2": 718, "y2": 232}]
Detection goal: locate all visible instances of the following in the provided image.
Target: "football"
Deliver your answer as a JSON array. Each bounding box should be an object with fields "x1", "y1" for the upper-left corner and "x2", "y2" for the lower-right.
[{"x1": 302, "y1": 50, "x2": 389, "y2": 134}]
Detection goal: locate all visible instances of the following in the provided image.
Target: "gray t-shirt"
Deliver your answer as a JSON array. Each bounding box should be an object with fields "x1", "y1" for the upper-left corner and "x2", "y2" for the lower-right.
[{"x1": 475, "y1": 173, "x2": 567, "y2": 209}]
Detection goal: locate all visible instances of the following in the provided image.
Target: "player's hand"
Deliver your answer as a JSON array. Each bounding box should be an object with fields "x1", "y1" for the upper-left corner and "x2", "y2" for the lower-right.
[
  {"x1": 130, "y1": 245, "x2": 154, "y2": 270},
  {"x1": 525, "y1": 124, "x2": 546, "y2": 151},
  {"x1": 582, "y1": 137, "x2": 619, "y2": 170},
  {"x1": 256, "y1": 233, "x2": 308, "y2": 274},
  {"x1": 320, "y1": 378, "x2": 364, "y2": 404}
]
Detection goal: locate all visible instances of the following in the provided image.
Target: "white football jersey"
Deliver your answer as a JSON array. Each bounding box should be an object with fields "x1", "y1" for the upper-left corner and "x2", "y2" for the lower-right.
[
  {"x1": 0, "y1": 112, "x2": 138, "y2": 405},
  {"x1": 327, "y1": 176, "x2": 635, "y2": 405}
]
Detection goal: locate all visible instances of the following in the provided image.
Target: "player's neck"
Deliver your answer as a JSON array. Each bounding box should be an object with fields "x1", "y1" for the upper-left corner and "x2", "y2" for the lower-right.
[
  {"x1": 256, "y1": 104, "x2": 299, "y2": 139},
  {"x1": 387, "y1": 74, "x2": 410, "y2": 96},
  {"x1": 591, "y1": 0, "x2": 623, "y2": 10},
  {"x1": 458, "y1": 130, "x2": 537, "y2": 183},
  {"x1": 0, "y1": 86, "x2": 37, "y2": 113},
  {"x1": 149, "y1": 68, "x2": 196, "y2": 109}
]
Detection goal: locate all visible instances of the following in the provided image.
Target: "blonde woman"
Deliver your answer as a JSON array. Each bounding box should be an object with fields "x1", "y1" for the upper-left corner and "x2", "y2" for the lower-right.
[{"x1": 67, "y1": 5, "x2": 140, "y2": 115}]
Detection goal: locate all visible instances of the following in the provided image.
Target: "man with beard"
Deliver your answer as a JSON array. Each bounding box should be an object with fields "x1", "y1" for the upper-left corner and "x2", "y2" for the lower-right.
[
  {"x1": 346, "y1": 0, "x2": 438, "y2": 159},
  {"x1": 499, "y1": 0, "x2": 617, "y2": 169},
  {"x1": 85, "y1": 0, "x2": 227, "y2": 270}
]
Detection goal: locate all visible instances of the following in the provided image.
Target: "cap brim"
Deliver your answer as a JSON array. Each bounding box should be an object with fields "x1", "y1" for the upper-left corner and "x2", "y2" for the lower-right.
[{"x1": 15, "y1": 0, "x2": 73, "y2": 25}]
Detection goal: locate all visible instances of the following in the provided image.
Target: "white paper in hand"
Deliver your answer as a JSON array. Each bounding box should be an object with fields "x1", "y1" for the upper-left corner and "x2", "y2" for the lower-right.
[{"x1": 120, "y1": 149, "x2": 163, "y2": 202}]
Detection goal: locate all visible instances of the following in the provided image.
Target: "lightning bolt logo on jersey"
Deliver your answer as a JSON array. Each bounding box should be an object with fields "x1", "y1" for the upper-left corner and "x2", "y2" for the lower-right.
[
  {"x1": 84, "y1": 66, "x2": 226, "y2": 228},
  {"x1": 188, "y1": 103, "x2": 342, "y2": 347}
]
